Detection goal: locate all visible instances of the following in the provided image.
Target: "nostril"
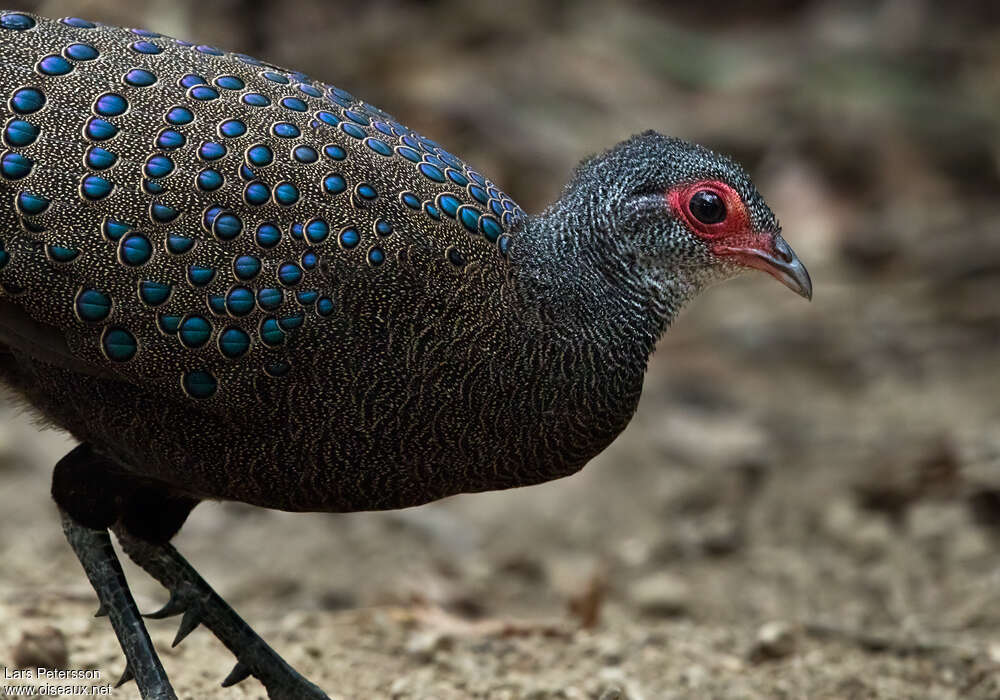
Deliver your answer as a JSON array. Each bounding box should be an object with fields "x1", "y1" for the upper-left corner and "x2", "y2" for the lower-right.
[{"x1": 773, "y1": 237, "x2": 794, "y2": 263}]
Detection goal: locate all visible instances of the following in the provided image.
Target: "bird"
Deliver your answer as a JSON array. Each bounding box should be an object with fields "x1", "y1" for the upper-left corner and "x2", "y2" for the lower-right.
[{"x1": 0, "y1": 10, "x2": 811, "y2": 700}]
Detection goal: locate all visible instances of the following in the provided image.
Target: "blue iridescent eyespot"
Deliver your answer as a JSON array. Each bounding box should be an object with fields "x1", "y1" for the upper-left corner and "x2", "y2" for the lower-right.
[
  {"x1": 166, "y1": 106, "x2": 194, "y2": 124},
  {"x1": 234, "y1": 255, "x2": 260, "y2": 280},
  {"x1": 65, "y1": 43, "x2": 99, "y2": 60},
  {"x1": 339, "y1": 228, "x2": 359, "y2": 249},
  {"x1": 208, "y1": 295, "x2": 226, "y2": 315},
  {"x1": 102, "y1": 327, "x2": 137, "y2": 362},
  {"x1": 271, "y1": 122, "x2": 300, "y2": 139},
  {"x1": 397, "y1": 146, "x2": 420, "y2": 163},
  {"x1": 255, "y1": 222, "x2": 281, "y2": 248},
  {"x1": 374, "y1": 219, "x2": 393, "y2": 236},
  {"x1": 197, "y1": 169, "x2": 223, "y2": 191},
  {"x1": 365, "y1": 138, "x2": 392, "y2": 157},
  {"x1": 215, "y1": 75, "x2": 244, "y2": 90},
  {"x1": 119, "y1": 233, "x2": 152, "y2": 266},
  {"x1": 11, "y1": 88, "x2": 45, "y2": 114},
  {"x1": 81, "y1": 174, "x2": 113, "y2": 200},
  {"x1": 156, "y1": 129, "x2": 185, "y2": 150},
  {"x1": 219, "y1": 119, "x2": 247, "y2": 138},
  {"x1": 246, "y1": 144, "x2": 273, "y2": 166},
  {"x1": 38, "y1": 55, "x2": 73, "y2": 76},
  {"x1": 143, "y1": 180, "x2": 165, "y2": 195},
  {"x1": 1, "y1": 151, "x2": 33, "y2": 179},
  {"x1": 150, "y1": 202, "x2": 180, "y2": 223},
  {"x1": 139, "y1": 280, "x2": 171, "y2": 306},
  {"x1": 316, "y1": 111, "x2": 340, "y2": 127},
  {"x1": 278, "y1": 262, "x2": 303, "y2": 286},
  {"x1": 322, "y1": 174, "x2": 346, "y2": 195},
  {"x1": 213, "y1": 212, "x2": 243, "y2": 240},
  {"x1": 498, "y1": 235, "x2": 511, "y2": 257},
  {"x1": 85, "y1": 147, "x2": 117, "y2": 171},
  {"x1": 298, "y1": 84, "x2": 322, "y2": 98},
  {"x1": 182, "y1": 370, "x2": 217, "y2": 399},
  {"x1": 187, "y1": 265, "x2": 216, "y2": 287},
  {"x1": 85, "y1": 118, "x2": 118, "y2": 141},
  {"x1": 244, "y1": 181, "x2": 270, "y2": 205},
  {"x1": 301, "y1": 251, "x2": 318, "y2": 269},
  {"x1": 189, "y1": 85, "x2": 219, "y2": 101},
  {"x1": 199, "y1": 141, "x2": 226, "y2": 160},
  {"x1": 297, "y1": 290, "x2": 318, "y2": 305},
  {"x1": 305, "y1": 218, "x2": 329, "y2": 243},
  {"x1": 166, "y1": 234, "x2": 195, "y2": 254},
  {"x1": 257, "y1": 287, "x2": 283, "y2": 311},
  {"x1": 368, "y1": 248, "x2": 385, "y2": 266},
  {"x1": 458, "y1": 205, "x2": 481, "y2": 234},
  {"x1": 280, "y1": 97, "x2": 307, "y2": 112},
  {"x1": 103, "y1": 219, "x2": 132, "y2": 241},
  {"x1": 75, "y1": 288, "x2": 111, "y2": 322},
  {"x1": 340, "y1": 122, "x2": 365, "y2": 139},
  {"x1": 158, "y1": 315, "x2": 181, "y2": 334},
  {"x1": 1, "y1": 13, "x2": 35, "y2": 30},
  {"x1": 316, "y1": 298, "x2": 334, "y2": 316},
  {"x1": 437, "y1": 194, "x2": 460, "y2": 218},
  {"x1": 46, "y1": 244, "x2": 79, "y2": 263},
  {"x1": 400, "y1": 191, "x2": 420, "y2": 209},
  {"x1": 468, "y1": 184, "x2": 488, "y2": 204},
  {"x1": 274, "y1": 181, "x2": 299, "y2": 205},
  {"x1": 261, "y1": 71, "x2": 289, "y2": 84},
  {"x1": 356, "y1": 183, "x2": 377, "y2": 200},
  {"x1": 179, "y1": 74, "x2": 206, "y2": 88},
  {"x1": 480, "y1": 215, "x2": 502, "y2": 242},
  {"x1": 292, "y1": 145, "x2": 318, "y2": 163},
  {"x1": 178, "y1": 316, "x2": 212, "y2": 348},
  {"x1": 226, "y1": 287, "x2": 255, "y2": 316},
  {"x1": 94, "y1": 93, "x2": 128, "y2": 117},
  {"x1": 196, "y1": 45, "x2": 223, "y2": 55},
  {"x1": 144, "y1": 154, "x2": 174, "y2": 178},
  {"x1": 419, "y1": 163, "x2": 445, "y2": 183},
  {"x1": 259, "y1": 318, "x2": 285, "y2": 346},
  {"x1": 218, "y1": 327, "x2": 250, "y2": 359},
  {"x1": 61, "y1": 17, "x2": 96, "y2": 29},
  {"x1": 279, "y1": 313, "x2": 304, "y2": 330},
  {"x1": 130, "y1": 40, "x2": 161, "y2": 54},
  {"x1": 16, "y1": 191, "x2": 48, "y2": 215},
  {"x1": 131, "y1": 28, "x2": 161, "y2": 37},
  {"x1": 124, "y1": 68, "x2": 156, "y2": 86},
  {"x1": 4, "y1": 119, "x2": 39, "y2": 147},
  {"x1": 323, "y1": 144, "x2": 346, "y2": 160},
  {"x1": 424, "y1": 203, "x2": 441, "y2": 221},
  {"x1": 243, "y1": 93, "x2": 270, "y2": 107},
  {"x1": 446, "y1": 169, "x2": 469, "y2": 187}
]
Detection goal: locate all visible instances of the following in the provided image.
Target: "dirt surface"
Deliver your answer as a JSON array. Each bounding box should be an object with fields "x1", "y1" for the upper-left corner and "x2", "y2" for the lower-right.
[{"x1": 2, "y1": 1, "x2": 1000, "y2": 698}]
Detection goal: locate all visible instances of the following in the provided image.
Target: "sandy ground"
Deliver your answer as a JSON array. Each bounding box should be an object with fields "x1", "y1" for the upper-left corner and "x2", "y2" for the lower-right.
[{"x1": 2, "y1": 1, "x2": 1000, "y2": 698}]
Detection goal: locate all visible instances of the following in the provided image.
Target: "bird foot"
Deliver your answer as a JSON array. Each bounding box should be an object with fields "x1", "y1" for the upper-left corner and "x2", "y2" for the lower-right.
[
  {"x1": 114, "y1": 527, "x2": 330, "y2": 700},
  {"x1": 60, "y1": 511, "x2": 178, "y2": 700}
]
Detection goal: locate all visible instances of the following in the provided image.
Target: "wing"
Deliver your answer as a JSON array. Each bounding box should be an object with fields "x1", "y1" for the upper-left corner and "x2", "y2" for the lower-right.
[{"x1": 0, "y1": 12, "x2": 524, "y2": 408}]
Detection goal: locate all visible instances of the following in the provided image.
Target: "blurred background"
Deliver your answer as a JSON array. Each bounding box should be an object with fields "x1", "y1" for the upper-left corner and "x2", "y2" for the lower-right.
[{"x1": 1, "y1": 1, "x2": 998, "y2": 698}]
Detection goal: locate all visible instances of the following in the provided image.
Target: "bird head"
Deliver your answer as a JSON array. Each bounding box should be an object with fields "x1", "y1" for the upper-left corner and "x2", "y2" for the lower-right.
[{"x1": 555, "y1": 131, "x2": 812, "y2": 304}]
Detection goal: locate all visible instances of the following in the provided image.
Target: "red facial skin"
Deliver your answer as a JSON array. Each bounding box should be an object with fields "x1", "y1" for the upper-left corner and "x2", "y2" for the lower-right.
[
  {"x1": 666, "y1": 179, "x2": 776, "y2": 259},
  {"x1": 666, "y1": 179, "x2": 812, "y2": 299}
]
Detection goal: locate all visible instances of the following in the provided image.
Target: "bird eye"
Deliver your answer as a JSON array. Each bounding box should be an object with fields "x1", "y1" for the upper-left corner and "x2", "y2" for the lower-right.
[{"x1": 688, "y1": 190, "x2": 727, "y2": 225}]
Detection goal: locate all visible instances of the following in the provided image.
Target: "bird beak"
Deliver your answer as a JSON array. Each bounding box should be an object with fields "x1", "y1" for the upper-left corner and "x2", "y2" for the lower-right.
[{"x1": 717, "y1": 233, "x2": 813, "y2": 300}]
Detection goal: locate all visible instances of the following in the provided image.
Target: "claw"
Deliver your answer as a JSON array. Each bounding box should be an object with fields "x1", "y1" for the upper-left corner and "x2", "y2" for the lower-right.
[
  {"x1": 171, "y1": 606, "x2": 201, "y2": 647},
  {"x1": 115, "y1": 664, "x2": 135, "y2": 688},
  {"x1": 94, "y1": 602, "x2": 108, "y2": 617},
  {"x1": 221, "y1": 660, "x2": 252, "y2": 687},
  {"x1": 145, "y1": 592, "x2": 188, "y2": 619}
]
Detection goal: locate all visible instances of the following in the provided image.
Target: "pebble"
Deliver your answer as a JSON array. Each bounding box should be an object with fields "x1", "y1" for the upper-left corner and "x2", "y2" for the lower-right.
[
  {"x1": 11, "y1": 625, "x2": 69, "y2": 668},
  {"x1": 749, "y1": 621, "x2": 798, "y2": 661},
  {"x1": 628, "y1": 572, "x2": 690, "y2": 617}
]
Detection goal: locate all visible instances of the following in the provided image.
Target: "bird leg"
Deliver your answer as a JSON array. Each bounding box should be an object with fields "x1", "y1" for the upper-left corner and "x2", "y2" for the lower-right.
[
  {"x1": 112, "y1": 527, "x2": 331, "y2": 700},
  {"x1": 60, "y1": 510, "x2": 177, "y2": 700}
]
